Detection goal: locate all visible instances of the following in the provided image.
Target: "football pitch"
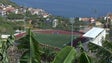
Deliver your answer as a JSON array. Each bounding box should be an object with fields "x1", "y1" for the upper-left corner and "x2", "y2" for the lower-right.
[{"x1": 35, "y1": 33, "x2": 79, "y2": 48}]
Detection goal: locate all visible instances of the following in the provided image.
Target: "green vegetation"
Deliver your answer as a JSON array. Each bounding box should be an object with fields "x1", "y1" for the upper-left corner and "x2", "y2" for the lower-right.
[
  {"x1": 17, "y1": 29, "x2": 41, "y2": 63},
  {"x1": 0, "y1": 0, "x2": 112, "y2": 63},
  {"x1": 52, "y1": 45, "x2": 92, "y2": 63},
  {"x1": 0, "y1": 35, "x2": 15, "y2": 63},
  {"x1": 0, "y1": 16, "x2": 14, "y2": 34},
  {"x1": 41, "y1": 47, "x2": 56, "y2": 62},
  {"x1": 52, "y1": 46, "x2": 76, "y2": 63},
  {"x1": 36, "y1": 33, "x2": 78, "y2": 48},
  {"x1": 0, "y1": 29, "x2": 112, "y2": 63},
  {"x1": 88, "y1": 40, "x2": 112, "y2": 63},
  {"x1": 0, "y1": 16, "x2": 24, "y2": 34},
  {"x1": 7, "y1": 13, "x2": 24, "y2": 19},
  {"x1": 0, "y1": 0, "x2": 18, "y2": 7}
]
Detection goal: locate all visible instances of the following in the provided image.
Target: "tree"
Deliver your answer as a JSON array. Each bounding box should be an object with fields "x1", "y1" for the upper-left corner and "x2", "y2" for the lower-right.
[{"x1": 7, "y1": 13, "x2": 24, "y2": 20}]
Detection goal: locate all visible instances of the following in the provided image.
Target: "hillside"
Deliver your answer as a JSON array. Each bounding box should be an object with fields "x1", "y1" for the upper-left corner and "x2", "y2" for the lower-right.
[{"x1": 0, "y1": 0, "x2": 18, "y2": 7}]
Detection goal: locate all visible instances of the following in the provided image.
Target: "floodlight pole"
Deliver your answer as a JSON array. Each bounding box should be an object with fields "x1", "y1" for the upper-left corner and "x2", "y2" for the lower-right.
[
  {"x1": 70, "y1": 18, "x2": 75, "y2": 47},
  {"x1": 71, "y1": 23, "x2": 74, "y2": 46},
  {"x1": 24, "y1": 14, "x2": 26, "y2": 32}
]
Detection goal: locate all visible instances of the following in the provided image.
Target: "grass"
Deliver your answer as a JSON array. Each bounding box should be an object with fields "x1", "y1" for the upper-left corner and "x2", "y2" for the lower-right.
[{"x1": 35, "y1": 33, "x2": 79, "y2": 48}]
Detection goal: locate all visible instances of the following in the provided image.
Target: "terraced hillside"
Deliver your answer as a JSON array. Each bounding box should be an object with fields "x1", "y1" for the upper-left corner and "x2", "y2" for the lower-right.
[{"x1": 0, "y1": 0, "x2": 18, "y2": 7}]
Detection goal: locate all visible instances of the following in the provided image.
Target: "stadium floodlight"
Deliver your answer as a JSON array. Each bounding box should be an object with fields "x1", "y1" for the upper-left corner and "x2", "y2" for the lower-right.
[{"x1": 69, "y1": 17, "x2": 75, "y2": 47}]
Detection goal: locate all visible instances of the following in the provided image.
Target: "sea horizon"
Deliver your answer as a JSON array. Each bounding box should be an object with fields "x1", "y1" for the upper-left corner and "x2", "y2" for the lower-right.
[{"x1": 11, "y1": 0, "x2": 112, "y2": 18}]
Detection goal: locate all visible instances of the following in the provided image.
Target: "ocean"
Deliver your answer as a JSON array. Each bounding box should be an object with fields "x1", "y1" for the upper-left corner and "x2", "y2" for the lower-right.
[{"x1": 11, "y1": 0, "x2": 112, "y2": 17}]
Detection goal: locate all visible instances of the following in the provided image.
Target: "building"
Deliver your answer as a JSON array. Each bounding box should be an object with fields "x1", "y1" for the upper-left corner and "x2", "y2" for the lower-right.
[
  {"x1": 52, "y1": 19, "x2": 58, "y2": 28},
  {"x1": 1, "y1": 34, "x2": 10, "y2": 39},
  {"x1": 83, "y1": 27, "x2": 106, "y2": 46},
  {"x1": 1, "y1": 34, "x2": 10, "y2": 41}
]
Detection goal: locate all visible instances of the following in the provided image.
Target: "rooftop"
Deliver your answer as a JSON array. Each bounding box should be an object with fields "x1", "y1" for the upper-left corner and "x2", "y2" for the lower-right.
[{"x1": 83, "y1": 27, "x2": 105, "y2": 38}]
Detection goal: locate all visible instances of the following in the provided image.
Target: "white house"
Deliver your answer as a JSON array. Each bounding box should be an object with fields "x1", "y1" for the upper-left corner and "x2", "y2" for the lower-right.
[
  {"x1": 83, "y1": 27, "x2": 106, "y2": 46},
  {"x1": 1, "y1": 34, "x2": 10, "y2": 39},
  {"x1": 52, "y1": 19, "x2": 58, "y2": 28}
]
